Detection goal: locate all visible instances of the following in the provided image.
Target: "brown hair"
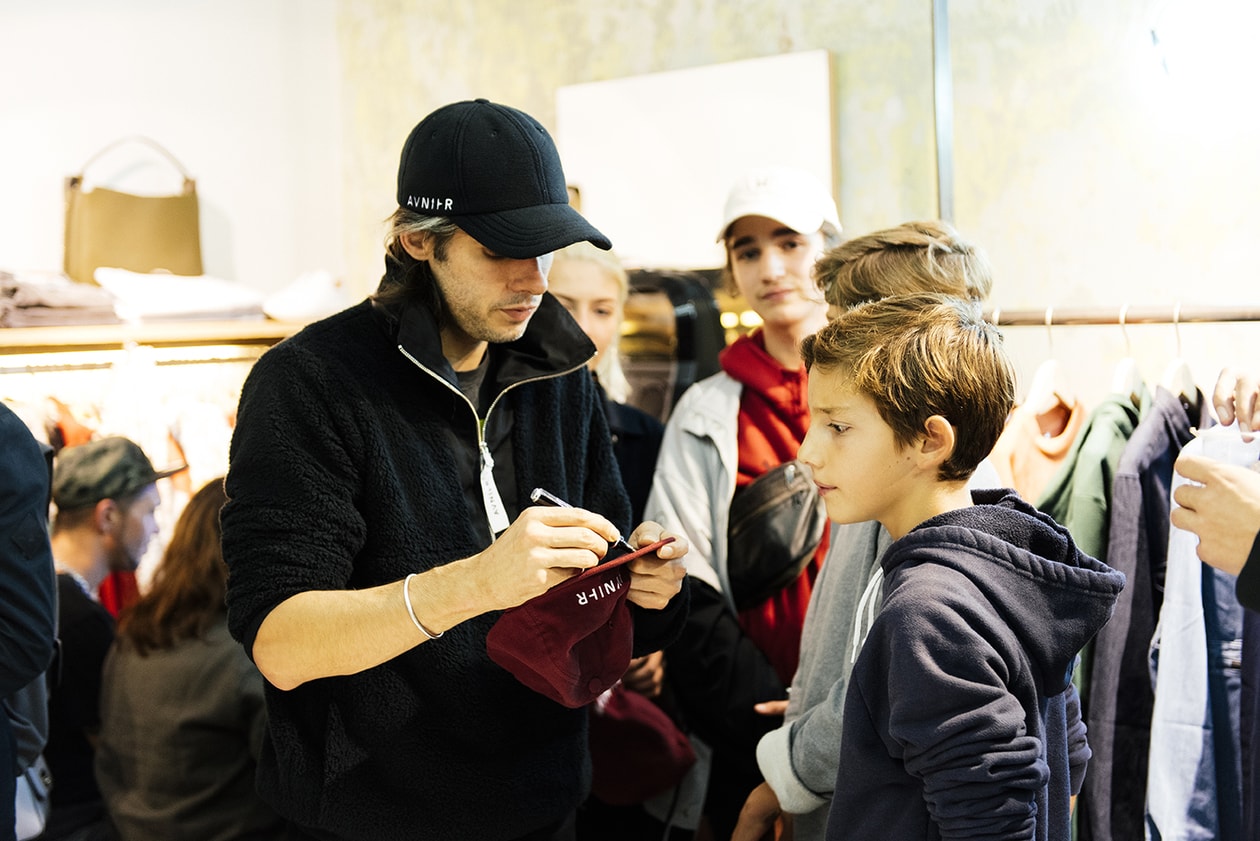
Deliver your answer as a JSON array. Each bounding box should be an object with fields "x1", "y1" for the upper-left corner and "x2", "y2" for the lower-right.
[
  {"x1": 813, "y1": 220, "x2": 993, "y2": 310},
  {"x1": 801, "y1": 293, "x2": 1014, "y2": 481},
  {"x1": 372, "y1": 207, "x2": 462, "y2": 319},
  {"x1": 114, "y1": 478, "x2": 228, "y2": 656}
]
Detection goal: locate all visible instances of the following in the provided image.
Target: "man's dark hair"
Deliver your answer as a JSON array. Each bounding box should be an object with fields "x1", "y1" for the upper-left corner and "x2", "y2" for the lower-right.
[{"x1": 373, "y1": 208, "x2": 461, "y2": 322}]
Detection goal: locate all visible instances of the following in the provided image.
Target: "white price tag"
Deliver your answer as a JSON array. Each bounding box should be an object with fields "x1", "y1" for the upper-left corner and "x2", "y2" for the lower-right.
[{"x1": 479, "y1": 441, "x2": 510, "y2": 535}]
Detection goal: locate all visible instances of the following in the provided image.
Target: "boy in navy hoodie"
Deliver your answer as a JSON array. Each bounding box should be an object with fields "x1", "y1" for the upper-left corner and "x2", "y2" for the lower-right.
[{"x1": 797, "y1": 293, "x2": 1126, "y2": 841}]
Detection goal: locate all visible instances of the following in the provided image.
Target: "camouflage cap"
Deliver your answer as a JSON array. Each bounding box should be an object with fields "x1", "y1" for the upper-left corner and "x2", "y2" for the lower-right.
[{"x1": 52, "y1": 436, "x2": 185, "y2": 511}]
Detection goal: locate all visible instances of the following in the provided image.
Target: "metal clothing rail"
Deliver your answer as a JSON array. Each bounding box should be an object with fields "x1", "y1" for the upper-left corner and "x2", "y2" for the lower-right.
[{"x1": 984, "y1": 303, "x2": 1260, "y2": 327}]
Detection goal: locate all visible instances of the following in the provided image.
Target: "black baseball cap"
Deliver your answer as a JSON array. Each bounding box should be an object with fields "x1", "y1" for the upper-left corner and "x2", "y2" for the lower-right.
[{"x1": 396, "y1": 98, "x2": 612, "y2": 260}]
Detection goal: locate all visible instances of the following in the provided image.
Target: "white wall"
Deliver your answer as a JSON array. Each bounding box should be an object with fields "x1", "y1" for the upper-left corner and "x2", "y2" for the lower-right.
[
  {"x1": 0, "y1": 0, "x2": 345, "y2": 294},
  {"x1": 556, "y1": 50, "x2": 835, "y2": 270}
]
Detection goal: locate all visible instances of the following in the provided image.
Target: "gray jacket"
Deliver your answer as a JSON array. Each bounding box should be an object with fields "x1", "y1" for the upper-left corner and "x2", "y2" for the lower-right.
[{"x1": 645, "y1": 371, "x2": 742, "y2": 603}]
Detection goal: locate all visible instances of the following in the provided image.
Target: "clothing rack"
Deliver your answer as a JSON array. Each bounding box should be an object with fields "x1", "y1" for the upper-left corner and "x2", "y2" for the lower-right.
[{"x1": 985, "y1": 303, "x2": 1260, "y2": 327}]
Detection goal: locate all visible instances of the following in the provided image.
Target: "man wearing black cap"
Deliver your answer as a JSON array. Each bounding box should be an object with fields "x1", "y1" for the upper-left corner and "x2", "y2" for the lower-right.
[
  {"x1": 221, "y1": 98, "x2": 690, "y2": 841},
  {"x1": 42, "y1": 436, "x2": 181, "y2": 841}
]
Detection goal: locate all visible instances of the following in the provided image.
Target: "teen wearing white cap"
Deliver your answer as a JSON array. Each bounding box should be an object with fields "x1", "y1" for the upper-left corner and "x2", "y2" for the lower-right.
[
  {"x1": 643, "y1": 166, "x2": 841, "y2": 839},
  {"x1": 221, "y1": 99, "x2": 689, "y2": 841}
]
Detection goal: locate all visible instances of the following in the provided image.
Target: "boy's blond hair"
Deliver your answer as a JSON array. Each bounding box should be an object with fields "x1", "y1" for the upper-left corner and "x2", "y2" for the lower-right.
[
  {"x1": 814, "y1": 220, "x2": 993, "y2": 310},
  {"x1": 801, "y1": 293, "x2": 1015, "y2": 481}
]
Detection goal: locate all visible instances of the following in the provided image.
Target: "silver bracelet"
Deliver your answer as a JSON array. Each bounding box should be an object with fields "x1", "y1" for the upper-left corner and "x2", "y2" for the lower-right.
[{"x1": 403, "y1": 573, "x2": 444, "y2": 640}]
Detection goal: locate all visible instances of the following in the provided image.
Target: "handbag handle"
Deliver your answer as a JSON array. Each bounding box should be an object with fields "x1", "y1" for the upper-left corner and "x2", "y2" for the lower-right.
[{"x1": 70, "y1": 135, "x2": 195, "y2": 191}]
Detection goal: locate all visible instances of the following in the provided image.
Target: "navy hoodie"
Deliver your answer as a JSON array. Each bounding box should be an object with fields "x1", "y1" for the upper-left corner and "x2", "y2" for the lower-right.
[{"x1": 826, "y1": 490, "x2": 1125, "y2": 841}]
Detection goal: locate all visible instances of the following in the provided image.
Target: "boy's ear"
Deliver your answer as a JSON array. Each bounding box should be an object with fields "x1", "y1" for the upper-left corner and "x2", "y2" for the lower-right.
[
  {"x1": 917, "y1": 415, "x2": 957, "y2": 470},
  {"x1": 401, "y1": 231, "x2": 434, "y2": 262}
]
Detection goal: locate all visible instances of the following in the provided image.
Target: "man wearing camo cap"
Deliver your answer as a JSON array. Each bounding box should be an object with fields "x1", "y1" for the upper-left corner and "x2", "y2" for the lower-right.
[{"x1": 41, "y1": 436, "x2": 182, "y2": 841}]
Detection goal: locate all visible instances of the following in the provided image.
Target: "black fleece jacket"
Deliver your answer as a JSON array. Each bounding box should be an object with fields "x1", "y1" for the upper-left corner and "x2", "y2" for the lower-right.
[{"x1": 222, "y1": 288, "x2": 688, "y2": 841}]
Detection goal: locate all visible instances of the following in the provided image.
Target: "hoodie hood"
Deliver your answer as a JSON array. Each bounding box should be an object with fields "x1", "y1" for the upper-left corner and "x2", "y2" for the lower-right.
[{"x1": 882, "y1": 489, "x2": 1126, "y2": 695}]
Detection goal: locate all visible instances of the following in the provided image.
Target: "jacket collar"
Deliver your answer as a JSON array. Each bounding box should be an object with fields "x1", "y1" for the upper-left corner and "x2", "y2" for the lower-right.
[{"x1": 375, "y1": 261, "x2": 596, "y2": 392}]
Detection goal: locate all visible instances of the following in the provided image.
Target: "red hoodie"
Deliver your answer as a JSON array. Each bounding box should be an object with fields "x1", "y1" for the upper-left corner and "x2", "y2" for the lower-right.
[{"x1": 719, "y1": 331, "x2": 828, "y2": 684}]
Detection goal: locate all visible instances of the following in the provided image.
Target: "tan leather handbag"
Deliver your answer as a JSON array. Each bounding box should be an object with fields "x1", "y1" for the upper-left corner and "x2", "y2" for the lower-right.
[{"x1": 63, "y1": 136, "x2": 203, "y2": 284}]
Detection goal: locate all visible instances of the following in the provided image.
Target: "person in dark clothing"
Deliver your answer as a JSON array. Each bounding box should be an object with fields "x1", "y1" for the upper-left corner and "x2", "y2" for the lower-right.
[
  {"x1": 1, "y1": 403, "x2": 57, "y2": 841},
  {"x1": 43, "y1": 436, "x2": 181, "y2": 841},
  {"x1": 794, "y1": 294, "x2": 1125, "y2": 841},
  {"x1": 220, "y1": 98, "x2": 689, "y2": 841}
]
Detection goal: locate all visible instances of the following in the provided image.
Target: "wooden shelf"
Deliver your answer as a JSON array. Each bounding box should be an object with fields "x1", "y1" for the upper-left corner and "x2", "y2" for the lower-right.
[{"x1": 0, "y1": 319, "x2": 307, "y2": 354}]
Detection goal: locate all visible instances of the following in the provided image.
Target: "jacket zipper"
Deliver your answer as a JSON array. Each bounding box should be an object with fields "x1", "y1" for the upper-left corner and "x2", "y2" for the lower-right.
[{"x1": 397, "y1": 345, "x2": 591, "y2": 535}]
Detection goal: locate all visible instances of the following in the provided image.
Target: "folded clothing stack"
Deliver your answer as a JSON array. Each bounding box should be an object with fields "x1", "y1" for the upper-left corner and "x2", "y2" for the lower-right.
[
  {"x1": 0, "y1": 270, "x2": 121, "y2": 327},
  {"x1": 94, "y1": 267, "x2": 265, "y2": 322}
]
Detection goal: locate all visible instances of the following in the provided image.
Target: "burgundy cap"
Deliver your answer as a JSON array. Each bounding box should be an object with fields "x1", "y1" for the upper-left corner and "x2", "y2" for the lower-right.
[
  {"x1": 589, "y1": 686, "x2": 696, "y2": 804},
  {"x1": 487, "y1": 537, "x2": 675, "y2": 708}
]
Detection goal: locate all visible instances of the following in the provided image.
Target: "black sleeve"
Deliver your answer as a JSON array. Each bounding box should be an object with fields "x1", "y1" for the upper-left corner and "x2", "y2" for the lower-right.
[
  {"x1": 1237, "y1": 531, "x2": 1260, "y2": 611},
  {"x1": 0, "y1": 408, "x2": 57, "y2": 698},
  {"x1": 53, "y1": 589, "x2": 114, "y2": 733},
  {"x1": 630, "y1": 576, "x2": 690, "y2": 657},
  {"x1": 663, "y1": 579, "x2": 784, "y2": 750}
]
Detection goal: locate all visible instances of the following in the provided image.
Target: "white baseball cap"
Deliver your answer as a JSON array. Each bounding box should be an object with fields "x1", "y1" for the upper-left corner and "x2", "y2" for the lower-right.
[{"x1": 716, "y1": 166, "x2": 841, "y2": 242}]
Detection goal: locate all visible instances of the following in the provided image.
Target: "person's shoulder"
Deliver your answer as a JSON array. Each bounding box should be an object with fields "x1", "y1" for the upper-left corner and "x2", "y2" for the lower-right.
[
  {"x1": 249, "y1": 300, "x2": 382, "y2": 379},
  {"x1": 0, "y1": 402, "x2": 43, "y2": 458},
  {"x1": 669, "y1": 370, "x2": 741, "y2": 417},
  {"x1": 0, "y1": 403, "x2": 49, "y2": 494},
  {"x1": 691, "y1": 369, "x2": 740, "y2": 395},
  {"x1": 0, "y1": 400, "x2": 27, "y2": 434},
  {"x1": 56, "y1": 577, "x2": 115, "y2": 635},
  {"x1": 55, "y1": 573, "x2": 87, "y2": 600},
  {"x1": 884, "y1": 553, "x2": 971, "y2": 588},
  {"x1": 878, "y1": 549, "x2": 977, "y2": 620},
  {"x1": 274, "y1": 299, "x2": 377, "y2": 352},
  {"x1": 607, "y1": 399, "x2": 664, "y2": 436}
]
